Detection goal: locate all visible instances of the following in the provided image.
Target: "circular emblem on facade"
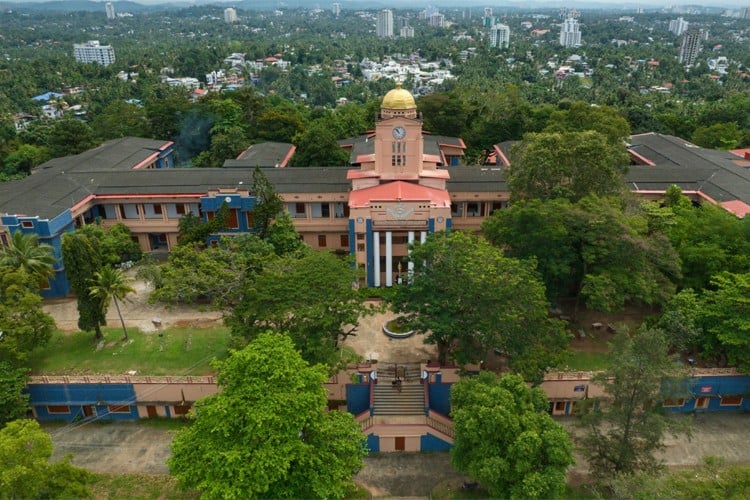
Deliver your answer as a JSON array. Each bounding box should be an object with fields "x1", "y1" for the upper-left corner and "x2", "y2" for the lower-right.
[
  {"x1": 392, "y1": 126, "x2": 406, "y2": 140},
  {"x1": 437, "y1": 217, "x2": 444, "y2": 223},
  {"x1": 356, "y1": 217, "x2": 364, "y2": 223}
]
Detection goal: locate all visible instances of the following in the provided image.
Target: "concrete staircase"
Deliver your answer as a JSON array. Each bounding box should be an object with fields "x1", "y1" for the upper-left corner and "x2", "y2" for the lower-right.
[{"x1": 373, "y1": 382, "x2": 425, "y2": 416}]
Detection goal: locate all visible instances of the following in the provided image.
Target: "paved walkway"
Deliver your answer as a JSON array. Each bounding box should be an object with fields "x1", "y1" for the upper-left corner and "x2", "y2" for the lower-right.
[{"x1": 47, "y1": 413, "x2": 750, "y2": 496}]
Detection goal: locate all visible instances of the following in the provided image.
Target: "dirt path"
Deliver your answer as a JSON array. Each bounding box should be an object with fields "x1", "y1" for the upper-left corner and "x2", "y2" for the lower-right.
[{"x1": 42, "y1": 271, "x2": 223, "y2": 334}]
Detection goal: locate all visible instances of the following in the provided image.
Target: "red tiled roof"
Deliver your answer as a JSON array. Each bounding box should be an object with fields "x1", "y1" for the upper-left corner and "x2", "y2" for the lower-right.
[
  {"x1": 721, "y1": 200, "x2": 750, "y2": 218},
  {"x1": 349, "y1": 181, "x2": 451, "y2": 208}
]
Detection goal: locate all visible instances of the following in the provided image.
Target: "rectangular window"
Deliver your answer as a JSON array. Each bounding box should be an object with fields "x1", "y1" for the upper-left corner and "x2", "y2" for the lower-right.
[
  {"x1": 296, "y1": 203, "x2": 305, "y2": 214},
  {"x1": 720, "y1": 396, "x2": 742, "y2": 406},
  {"x1": 153, "y1": 204, "x2": 163, "y2": 215},
  {"x1": 357, "y1": 243, "x2": 365, "y2": 252},
  {"x1": 664, "y1": 398, "x2": 685, "y2": 407},
  {"x1": 176, "y1": 204, "x2": 187, "y2": 215},
  {"x1": 489, "y1": 201, "x2": 506, "y2": 215},
  {"x1": 206, "y1": 211, "x2": 215, "y2": 221},
  {"x1": 466, "y1": 202, "x2": 481, "y2": 217},
  {"x1": 318, "y1": 235, "x2": 327, "y2": 247},
  {"x1": 451, "y1": 202, "x2": 463, "y2": 217},
  {"x1": 334, "y1": 203, "x2": 349, "y2": 218},
  {"x1": 227, "y1": 209, "x2": 239, "y2": 229},
  {"x1": 340, "y1": 234, "x2": 349, "y2": 247},
  {"x1": 246, "y1": 211, "x2": 254, "y2": 229},
  {"x1": 108, "y1": 405, "x2": 132, "y2": 414},
  {"x1": 21, "y1": 220, "x2": 34, "y2": 228},
  {"x1": 122, "y1": 204, "x2": 140, "y2": 219},
  {"x1": 554, "y1": 401, "x2": 565, "y2": 411},
  {"x1": 47, "y1": 405, "x2": 70, "y2": 414},
  {"x1": 173, "y1": 405, "x2": 191, "y2": 415},
  {"x1": 321, "y1": 203, "x2": 330, "y2": 218},
  {"x1": 0, "y1": 233, "x2": 8, "y2": 246}
]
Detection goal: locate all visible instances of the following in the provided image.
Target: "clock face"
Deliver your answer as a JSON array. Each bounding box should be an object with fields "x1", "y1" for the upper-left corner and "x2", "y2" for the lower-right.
[{"x1": 392, "y1": 126, "x2": 406, "y2": 140}]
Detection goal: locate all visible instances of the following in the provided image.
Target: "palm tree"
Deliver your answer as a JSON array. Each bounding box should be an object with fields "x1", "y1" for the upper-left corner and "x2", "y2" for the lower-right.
[
  {"x1": 0, "y1": 231, "x2": 56, "y2": 284},
  {"x1": 89, "y1": 267, "x2": 136, "y2": 340}
]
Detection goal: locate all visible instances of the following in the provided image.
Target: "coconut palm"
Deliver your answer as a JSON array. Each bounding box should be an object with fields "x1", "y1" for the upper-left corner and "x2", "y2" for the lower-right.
[
  {"x1": 89, "y1": 267, "x2": 136, "y2": 340},
  {"x1": 0, "y1": 231, "x2": 56, "y2": 284}
]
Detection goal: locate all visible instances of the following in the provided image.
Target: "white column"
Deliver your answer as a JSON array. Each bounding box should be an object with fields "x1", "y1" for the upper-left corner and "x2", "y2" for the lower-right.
[
  {"x1": 407, "y1": 231, "x2": 415, "y2": 277},
  {"x1": 420, "y1": 231, "x2": 427, "y2": 244},
  {"x1": 385, "y1": 231, "x2": 393, "y2": 287},
  {"x1": 373, "y1": 231, "x2": 380, "y2": 287}
]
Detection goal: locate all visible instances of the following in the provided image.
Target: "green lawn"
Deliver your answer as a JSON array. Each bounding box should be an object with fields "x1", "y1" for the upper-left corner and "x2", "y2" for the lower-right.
[
  {"x1": 88, "y1": 473, "x2": 198, "y2": 499},
  {"x1": 28, "y1": 326, "x2": 230, "y2": 376},
  {"x1": 558, "y1": 350, "x2": 611, "y2": 372}
]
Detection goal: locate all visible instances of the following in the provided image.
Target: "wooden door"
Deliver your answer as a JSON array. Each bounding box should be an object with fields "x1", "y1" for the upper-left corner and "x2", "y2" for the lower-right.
[
  {"x1": 395, "y1": 436, "x2": 405, "y2": 451},
  {"x1": 146, "y1": 405, "x2": 157, "y2": 418},
  {"x1": 83, "y1": 405, "x2": 94, "y2": 417},
  {"x1": 695, "y1": 397, "x2": 710, "y2": 409}
]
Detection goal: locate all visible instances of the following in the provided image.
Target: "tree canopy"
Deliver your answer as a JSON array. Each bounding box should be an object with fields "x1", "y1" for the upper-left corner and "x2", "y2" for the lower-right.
[
  {"x1": 391, "y1": 231, "x2": 568, "y2": 380},
  {"x1": 228, "y1": 250, "x2": 373, "y2": 367},
  {"x1": 168, "y1": 333, "x2": 366, "y2": 499},
  {"x1": 451, "y1": 372, "x2": 574, "y2": 499},
  {"x1": 578, "y1": 328, "x2": 690, "y2": 479},
  {"x1": 507, "y1": 131, "x2": 629, "y2": 202},
  {"x1": 0, "y1": 419, "x2": 92, "y2": 498}
]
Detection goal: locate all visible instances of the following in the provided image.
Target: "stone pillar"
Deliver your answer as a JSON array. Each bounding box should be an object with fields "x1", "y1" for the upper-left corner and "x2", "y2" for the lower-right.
[
  {"x1": 373, "y1": 231, "x2": 381, "y2": 287},
  {"x1": 420, "y1": 231, "x2": 427, "y2": 244},
  {"x1": 407, "y1": 231, "x2": 415, "y2": 278},
  {"x1": 385, "y1": 231, "x2": 393, "y2": 287}
]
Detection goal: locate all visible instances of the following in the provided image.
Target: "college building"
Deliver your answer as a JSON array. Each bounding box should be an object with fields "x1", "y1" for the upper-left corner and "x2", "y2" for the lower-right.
[{"x1": 2, "y1": 85, "x2": 750, "y2": 297}]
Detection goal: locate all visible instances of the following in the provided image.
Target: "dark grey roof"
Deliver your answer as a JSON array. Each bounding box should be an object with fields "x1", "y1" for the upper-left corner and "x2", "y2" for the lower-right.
[
  {"x1": 446, "y1": 167, "x2": 507, "y2": 192},
  {"x1": 628, "y1": 133, "x2": 750, "y2": 204},
  {"x1": 225, "y1": 142, "x2": 295, "y2": 168},
  {"x1": 33, "y1": 137, "x2": 172, "y2": 174},
  {"x1": 431, "y1": 135, "x2": 464, "y2": 149}
]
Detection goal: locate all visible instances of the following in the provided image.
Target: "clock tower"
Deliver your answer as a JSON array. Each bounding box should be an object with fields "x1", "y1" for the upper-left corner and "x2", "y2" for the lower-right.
[{"x1": 347, "y1": 83, "x2": 452, "y2": 287}]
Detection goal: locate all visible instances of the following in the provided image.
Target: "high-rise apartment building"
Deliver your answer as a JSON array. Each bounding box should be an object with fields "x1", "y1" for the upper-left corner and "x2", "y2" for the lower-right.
[
  {"x1": 559, "y1": 17, "x2": 581, "y2": 48},
  {"x1": 679, "y1": 29, "x2": 704, "y2": 66},
  {"x1": 669, "y1": 17, "x2": 689, "y2": 36},
  {"x1": 332, "y1": 2, "x2": 341, "y2": 17},
  {"x1": 224, "y1": 8, "x2": 238, "y2": 24},
  {"x1": 489, "y1": 23, "x2": 511, "y2": 49},
  {"x1": 400, "y1": 25, "x2": 415, "y2": 38},
  {"x1": 105, "y1": 2, "x2": 115, "y2": 20},
  {"x1": 428, "y1": 13, "x2": 445, "y2": 28},
  {"x1": 377, "y1": 9, "x2": 394, "y2": 38},
  {"x1": 73, "y1": 40, "x2": 115, "y2": 66}
]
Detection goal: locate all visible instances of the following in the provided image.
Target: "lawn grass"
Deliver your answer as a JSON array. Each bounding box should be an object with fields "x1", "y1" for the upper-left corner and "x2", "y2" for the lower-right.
[
  {"x1": 558, "y1": 350, "x2": 611, "y2": 372},
  {"x1": 28, "y1": 326, "x2": 230, "y2": 376},
  {"x1": 88, "y1": 473, "x2": 198, "y2": 499}
]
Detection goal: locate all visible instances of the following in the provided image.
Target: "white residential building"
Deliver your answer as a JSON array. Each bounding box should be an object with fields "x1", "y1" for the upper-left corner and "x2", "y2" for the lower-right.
[
  {"x1": 400, "y1": 25, "x2": 415, "y2": 38},
  {"x1": 489, "y1": 23, "x2": 511, "y2": 49},
  {"x1": 669, "y1": 17, "x2": 689, "y2": 36},
  {"x1": 679, "y1": 29, "x2": 704, "y2": 66},
  {"x1": 377, "y1": 9, "x2": 394, "y2": 38},
  {"x1": 73, "y1": 40, "x2": 115, "y2": 66},
  {"x1": 224, "y1": 8, "x2": 237, "y2": 24},
  {"x1": 105, "y1": 2, "x2": 115, "y2": 20},
  {"x1": 559, "y1": 17, "x2": 582, "y2": 48},
  {"x1": 332, "y1": 2, "x2": 340, "y2": 17}
]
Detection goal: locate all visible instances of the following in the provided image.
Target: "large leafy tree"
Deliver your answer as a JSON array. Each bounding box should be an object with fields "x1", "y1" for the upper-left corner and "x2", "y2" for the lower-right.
[
  {"x1": 0, "y1": 231, "x2": 55, "y2": 284},
  {"x1": 89, "y1": 267, "x2": 136, "y2": 340},
  {"x1": 483, "y1": 195, "x2": 681, "y2": 313},
  {"x1": 578, "y1": 328, "x2": 690, "y2": 479},
  {"x1": 0, "y1": 364, "x2": 29, "y2": 427},
  {"x1": 543, "y1": 101, "x2": 632, "y2": 144},
  {"x1": 451, "y1": 372, "x2": 574, "y2": 499},
  {"x1": 697, "y1": 272, "x2": 750, "y2": 372},
  {"x1": 392, "y1": 231, "x2": 568, "y2": 380},
  {"x1": 169, "y1": 333, "x2": 366, "y2": 499},
  {"x1": 291, "y1": 120, "x2": 349, "y2": 167},
  {"x1": 61, "y1": 230, "x2": 106, "y2": 340},
  {"x1": 0, "y1": 270, "x2": 55, "y2": 366},
  {"x1": 228, "y1": 251, "x2": 372, "y2": 367},
  {"x1": 507, "y1": 131, "x2": 629, "y2": 202},
  {"x1": 0, "y1": 419, "x2": 92, "y2": 497}
]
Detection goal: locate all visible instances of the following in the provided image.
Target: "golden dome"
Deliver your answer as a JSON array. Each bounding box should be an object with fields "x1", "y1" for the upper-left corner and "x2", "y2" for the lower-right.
[{"x1": 382, "y1": 83, "x2": 416, "y2": 110}]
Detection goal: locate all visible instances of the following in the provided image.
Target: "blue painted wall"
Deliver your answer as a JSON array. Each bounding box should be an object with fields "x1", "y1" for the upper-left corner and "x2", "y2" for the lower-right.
[
  {"x1": 2, "y1": 211, "x2": 76, "y2": 298},
  {"x1": 420, "y1": 433, "x2": 452, "y2": 452},
  {"x1": 346, "y1": 384, "x2": 371, "y2": 415},
  {"x1": 200, "y1": 193, "x2": 258, "y2": 234},
  {"x1": 665, "y1": 375, "x2": 750, "y2": 413},
  {"x1": 366, "y1": 433, "x2": 380, "y2": 453},
  {"x1": 428, "y1": 383, "x2": 452, "y2": 416},
  {"x1": 27, "y1": 383, "x2": 139, "y2": 421},
  {"x1": 365, "y1": 219, "x2": 374, "y2": 286}
]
